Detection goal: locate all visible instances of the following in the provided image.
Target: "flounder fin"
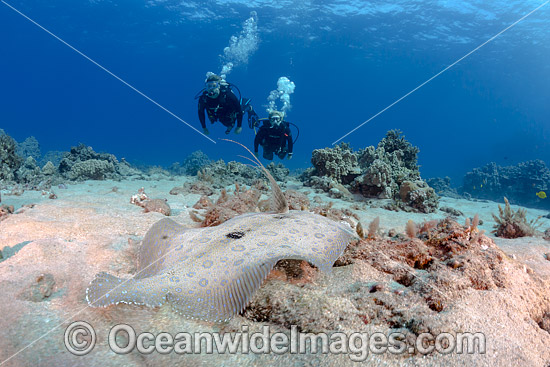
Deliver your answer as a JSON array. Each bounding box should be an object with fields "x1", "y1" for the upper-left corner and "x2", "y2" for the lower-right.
[
  {"x1": 86, "y1": 272, "x2": 165, "y2": 308},
  {"x1": 221, "y1": 138, "x2": 288, "y2": 213},
  {"x1": 168, "y1": 261, "x2": 276, "y2": 322},
  {"x1": 136, "y1": 218, "x2": 185, "y2": 279}
]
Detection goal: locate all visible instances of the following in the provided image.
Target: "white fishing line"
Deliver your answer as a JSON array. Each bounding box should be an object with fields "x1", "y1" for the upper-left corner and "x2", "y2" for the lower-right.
[
  {"x1": 332, "y1": 1, "x2": 549, "y2": 145},
  {"x1": 1, "y1": 0, "x2": 215, "y2": 144}
]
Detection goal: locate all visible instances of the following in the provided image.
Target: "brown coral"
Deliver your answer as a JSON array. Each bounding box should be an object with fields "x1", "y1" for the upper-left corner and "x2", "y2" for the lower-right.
[
  {"x1": 282, "y1": 189, "x2": 310, "y2": 210},
  {"x1": 492, "y1": 197, "x2": 541, "y2": 238},
  {"x1": 311, "y1": 202, "x2": 358, "y2": 229},
  {"x1": 192, "y1": 186, "x2": 261, "y2": 227}
]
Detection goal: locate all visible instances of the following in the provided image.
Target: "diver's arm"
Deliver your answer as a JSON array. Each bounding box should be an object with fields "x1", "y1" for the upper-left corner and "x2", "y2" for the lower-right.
[
  {"x1": 226, "y1": 92, "x2": 243, "y2": 128},
  {"x1": 254, "y1": 129, "x2": 264, "y2": 153},
  {"x1": 198, "y1": 96, "x2": 206, "y2": 129},
  {"x1": 236, "y1": 111, "x2": 243, "y2": 128},
  {"x1": 286, "y1": 124, "x2": 293, "y2": 153}
]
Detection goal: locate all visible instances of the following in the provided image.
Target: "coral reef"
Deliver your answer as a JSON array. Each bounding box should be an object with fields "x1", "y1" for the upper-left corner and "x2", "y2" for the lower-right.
[
  {"x1": 491, "y1": 197, "x2": 542, "y2": 238},
  {"x1": 39, "y1": 150, "x2": 65, "y2": 168},
  {"x1": 58, "y1": 144, "x2": 141, "y2": 181},
  {"x1": 396, "y1": 180, "x2": 439, "y2": 213},
  {"x1": 354, "y1": 131, "x2": 437, "y2": 212},
  {"x1": 352, "y1": 159, "x2": 393, "y2": 198},
  {"x1": 353, "y1": 130, "x2": 421, "y2": 197},
  {"x1": 296, "y1": 174, "x2": 354, "y2": 200},
  {"x1": 265, "y1": 162, "x2": 290, "y2": 183},
  {"x1": 310, "y1": 143, "x2": 361, "y2": 184},
  {"x1": 426, "y1": 176, "x2": 461, "y2": 199},
  {"x1": 303, "y1": 130, "x2": 437, "y2": 213},
  {"x1": 67, "y1": 159, "x2": 115, "y2": 181},
  {"x1": 41, "y1": 161, "x2": 57, "y2": 176},
  {"x1": 371, "y1": 128, "x2": 420, "y2": 170},
  {"x1": 461, "y1": 160, "x2": 550, "y2": 210},
  {"x1": 196, "y1": 159, "x2": 288, "y2": 189},
  {"x1": 11, "y1": 155, "x2": 64, "y2": 189},
  {"x1": 170, "y1": 150, "x2": 212, "y2": 176},
  {"x1": 15, "y1": 157, "x2": 42, "y2": 184},
  {"x1": 16, "y1": 136, "x2": 41, "y2": 161},
  {"x1": 116, "y1": 158, "x2": 143, "y2": 177},
  {"x1": 0, "y1": 130, "x2": 23, "y2": 181}
]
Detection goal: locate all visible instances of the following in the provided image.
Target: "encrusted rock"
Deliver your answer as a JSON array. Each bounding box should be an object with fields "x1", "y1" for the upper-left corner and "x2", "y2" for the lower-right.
[
  {"x1": 440, "y1": 206, "x2": 463, "y2": 217},
  {"x1": 142, "y1": 199, "x2": 171, "y2": 216},
  {"x1": 0, "y1": 204, "x2": 14, "y2": 221},
  {"x1": 18, "y1": 273, "x2": 56, "y2": 302}
]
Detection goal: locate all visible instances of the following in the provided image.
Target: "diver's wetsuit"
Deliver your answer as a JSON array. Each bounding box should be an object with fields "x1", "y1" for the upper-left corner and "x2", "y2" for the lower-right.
[
  {"x1": 198, "y1": 89, "x2": 243, "y2": 130},
  {"x1": 254, "y1": 121, "x2": 293, "y2": 160}
]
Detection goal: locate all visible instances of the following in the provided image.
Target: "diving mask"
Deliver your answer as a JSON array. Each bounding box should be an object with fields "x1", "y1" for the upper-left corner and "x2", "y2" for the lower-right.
[
  {"x1": 270, "y1": 116, "x2": 282, "y2": 126},
  {"x1": 206, "y1": 81, "x2": 220, "y2": 95}
]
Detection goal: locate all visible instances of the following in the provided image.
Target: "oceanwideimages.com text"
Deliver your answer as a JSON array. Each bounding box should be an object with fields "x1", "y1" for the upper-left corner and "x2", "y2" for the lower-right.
[{"x1": 65, "y1": 322, "x2": 486, "y2": 361}]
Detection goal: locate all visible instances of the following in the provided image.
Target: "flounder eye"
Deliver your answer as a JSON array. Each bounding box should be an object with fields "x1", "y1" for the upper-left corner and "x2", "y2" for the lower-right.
[{"x1": 226, "y1": 231, "x2": 245, "y2": 239}]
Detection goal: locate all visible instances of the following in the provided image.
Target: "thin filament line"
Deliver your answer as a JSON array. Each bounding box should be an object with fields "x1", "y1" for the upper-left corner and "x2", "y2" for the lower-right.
[
  {"x1": 1, "y1": 0, "x2": 215, "y2": 144},
  {"x1": 332, "y1": 1, "x2": 549, "y2": 145}
]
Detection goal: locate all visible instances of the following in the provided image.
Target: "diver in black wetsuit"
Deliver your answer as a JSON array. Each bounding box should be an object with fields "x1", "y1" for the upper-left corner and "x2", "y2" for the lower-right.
[
  {"x1": 198, "y1": 74, "x2": 244, "y2": 135},
  {"x1": 254, "y1": 110, "x2": 293, "y2": 160}
]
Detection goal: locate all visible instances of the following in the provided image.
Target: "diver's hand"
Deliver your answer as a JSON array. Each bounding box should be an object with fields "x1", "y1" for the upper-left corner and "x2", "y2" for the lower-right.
[
  {"x1": 287, "y1": 153, "x2": 293, "y2": 160},
  {"x1": 234, "y1": 127, "x2": 242, "y2": 134},
  {"x1": 203, "y1": 128, "x2": 210, "y2": 135}
]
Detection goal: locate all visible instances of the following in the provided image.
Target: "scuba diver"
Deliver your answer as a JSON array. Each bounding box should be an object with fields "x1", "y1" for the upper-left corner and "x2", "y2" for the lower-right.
[
  {"x1": 197, "y1": 73, "x2": 258, "y2": 135},
  {"x1": 253, "y1": 110, "x2": 294, "y2": 160}
]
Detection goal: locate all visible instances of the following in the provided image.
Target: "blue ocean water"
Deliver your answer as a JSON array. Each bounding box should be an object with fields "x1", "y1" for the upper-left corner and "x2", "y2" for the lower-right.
[{"x1": 1, "y1": 0, "x2": 548, "y2": 184}]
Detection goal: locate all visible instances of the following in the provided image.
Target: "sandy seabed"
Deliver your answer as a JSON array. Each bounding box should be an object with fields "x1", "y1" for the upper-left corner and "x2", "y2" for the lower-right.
[{"x1": 0, "y1": 178, "x2": 549, "y2": 367}]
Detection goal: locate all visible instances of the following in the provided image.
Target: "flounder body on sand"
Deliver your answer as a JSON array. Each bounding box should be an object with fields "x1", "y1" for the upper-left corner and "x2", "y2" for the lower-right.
[
  {"x1": 86, "y1": 211, "x2": 356, "y2": 322},
  {"x1": 86, "y1": 140, "x2": 358, "y2": 322}
]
